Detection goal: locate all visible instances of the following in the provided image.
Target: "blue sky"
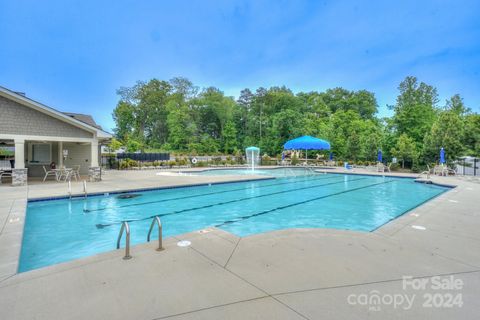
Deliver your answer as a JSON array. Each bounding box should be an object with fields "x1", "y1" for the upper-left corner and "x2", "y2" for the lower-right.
[{"x1": 1, "y1": 0, "x2": 479, "y2": 131}]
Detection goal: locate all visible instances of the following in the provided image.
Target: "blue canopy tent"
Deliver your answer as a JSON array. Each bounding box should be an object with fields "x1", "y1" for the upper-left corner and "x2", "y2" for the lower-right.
[{"x1": 283, "y1": 135, "x2": 331, "y2": 163}]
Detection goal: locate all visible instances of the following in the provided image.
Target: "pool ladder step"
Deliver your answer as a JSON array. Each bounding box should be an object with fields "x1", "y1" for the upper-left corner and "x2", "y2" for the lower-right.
[
  {"x1": 116, "y1": 216, "x2": 164, "y2": 260},
  {"x1": 66, "y1": 180, "x2": 88, "y2": 199}
]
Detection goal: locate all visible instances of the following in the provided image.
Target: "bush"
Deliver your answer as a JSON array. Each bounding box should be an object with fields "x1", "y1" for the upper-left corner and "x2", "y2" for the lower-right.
[
  {"x1": 389, "y1": 163, "x2": 400, "y2": 171},
  {"x1": 196, "y1": 161, "x2": 207, "y2": 167}
]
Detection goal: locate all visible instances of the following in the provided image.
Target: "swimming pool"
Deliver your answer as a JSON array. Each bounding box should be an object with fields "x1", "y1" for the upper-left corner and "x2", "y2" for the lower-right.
[
  {"x1": 192, "y1": 167, "x2": 323, "y2": 176},
  {"x1": 19, "y1": 173, "x2": 450, "y2": 272}
]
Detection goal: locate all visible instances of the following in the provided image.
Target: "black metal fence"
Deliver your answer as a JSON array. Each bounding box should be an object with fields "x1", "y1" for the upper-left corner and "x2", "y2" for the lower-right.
[
  {"x1": 456, "y1": 157, "x2": 479, "y2": 176},
  {"x1": 116, "y1": 153, "x2": 170, "y2": 161},
  {"x1": 101, "y1": 153, "x2": 170, "y2": 169}
]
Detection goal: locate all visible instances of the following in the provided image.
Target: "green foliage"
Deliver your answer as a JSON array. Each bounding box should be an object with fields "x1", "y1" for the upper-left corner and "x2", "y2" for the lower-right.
[
  {"x1": 391, "y1": 134, "x2": 418, "y2": 168},
  {"x1": 423, "y1": 111, "x2": 464, "y2": 164},
  {"x1": 126, "y1": 139, "x2": 142, "y2": 152},
  {"x1": 222, "y1": 121, "x2": 237, "y2": 154},
  {"x1": 0, "y1": 148, "x2": 14, "y2": 156},
  {"x1": 108, "y1": 138, "x2": 123, "y2": 152},
  {"x1": 392, "y1": 76, "x2": 438, "y2": 147},
  {"x1": 463, "y1": 114, "x2": 480, "y2": 156},
  {"x1": 110, "y1": 76, "x2": 480, "y2": 172}
]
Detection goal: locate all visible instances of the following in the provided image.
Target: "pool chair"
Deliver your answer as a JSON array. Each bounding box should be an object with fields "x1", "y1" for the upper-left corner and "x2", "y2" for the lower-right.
[
  {"x1": 376, "y1": 162, "x2": 391, "y2": 173},
  {"x1": 418, "y1": 164, "x2": 433, "y2": 179},
  {"x1": 42, "y1": 165, "x2": 57, "y2": 182},
  {"x1": 344, "y1": 162, "x2": 353, "y2": 170},
  {"x1": 441, "y1": 165, "x2": 456, "y2": 176},
  {"x1": 0, "y1": 170, "x2": 12, "y2": 184},
  {"x1": 71, "y1": 165, "x2": 81, "y2": 181}
]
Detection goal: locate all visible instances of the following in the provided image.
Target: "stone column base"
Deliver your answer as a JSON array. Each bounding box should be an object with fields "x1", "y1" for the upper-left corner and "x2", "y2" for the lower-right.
[
  {"x1": 12, "y1": 168, "x2": 28, "y2": 186},
  {"x1": 89, "y1": 167, "x2": 101, "y2": 182}
]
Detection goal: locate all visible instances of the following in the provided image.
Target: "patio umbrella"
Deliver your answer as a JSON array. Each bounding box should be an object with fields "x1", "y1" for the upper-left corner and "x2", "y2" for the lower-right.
[
  {"x1": 377, "y1": 150, "x2": 382, "y2": 163},
  {"x1": 283, "y1": 135, "x2": 331, "y2": 162},
  {"x1": 440, "y1": 147, "x2": 446, "y2": 164},
  {"x1": 329, "y1": 152, "x2": 333, "y2": 161}
]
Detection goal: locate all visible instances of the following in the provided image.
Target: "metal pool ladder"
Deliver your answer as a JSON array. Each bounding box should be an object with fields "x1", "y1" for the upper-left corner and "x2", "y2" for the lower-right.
[
  {"x1": 147, "y1": 216, "x2": 164, "y2": 251},
  {"x1": 117, "y1": 221, "x2": 132, "y2": 260},
  {"x1": 67, "y1": 180, "x2": 72, "y2": 199},
  {"x1": 83, "y1": 180, "x2": 88, "y2": 198}
]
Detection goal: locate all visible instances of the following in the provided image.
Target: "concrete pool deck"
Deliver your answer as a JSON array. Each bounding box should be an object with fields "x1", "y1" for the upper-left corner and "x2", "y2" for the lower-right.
[{"x1": 0, "y1": 168, "x2": 479, "y2": 319}]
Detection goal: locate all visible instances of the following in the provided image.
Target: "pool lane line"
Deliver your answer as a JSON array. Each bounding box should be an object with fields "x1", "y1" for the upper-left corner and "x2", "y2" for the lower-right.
[
  {"x1": 85, "y1": 174, "x2": 341, "y2": 213},
  {"x1": 95, "y1": 177, "x2": 369, "y2": 228},
  {"x1": 215, "y1": 179, "x2": 396, "y2": 228}
]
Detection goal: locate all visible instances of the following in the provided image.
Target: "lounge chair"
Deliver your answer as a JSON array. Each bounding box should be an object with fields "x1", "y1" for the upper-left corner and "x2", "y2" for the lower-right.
[
  {"x1": 0, "y1": 170, "x2": 12, "y2": 184},
  {"x1": 418, "y1": 164, "x2": 433, "y2": 179},
  {"x1": 42, "y1": 165, "x2": 57, "y2": 182},
  {"x1": 376, "y1": 162, "x2": 391, "y2": 173}
]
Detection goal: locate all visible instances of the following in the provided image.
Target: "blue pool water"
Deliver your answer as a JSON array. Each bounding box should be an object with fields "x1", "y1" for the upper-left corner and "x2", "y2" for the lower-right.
[
  {"x1": 19, "y1": 173, "x2": 449, "y2": 272},
  {"x1": 193, "y1": 167, "x2": 321, "y2": 176}
]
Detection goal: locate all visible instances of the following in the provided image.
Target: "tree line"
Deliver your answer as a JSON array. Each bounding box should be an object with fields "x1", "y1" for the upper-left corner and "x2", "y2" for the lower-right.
[{"x1": 112, "y1": 76, "x2": 480, "y2": 170}]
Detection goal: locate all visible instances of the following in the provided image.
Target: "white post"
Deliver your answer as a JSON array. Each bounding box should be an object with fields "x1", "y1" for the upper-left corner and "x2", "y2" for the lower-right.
[
  {"x1": 58, "y1": 141, "x2": 63, "y2": 168},
  {"x1": 14, "y1": 139, "x2": 25, "y2": 169},
  {"x1": 90, "y1": 139, "x2": 99, "y2": 167}
]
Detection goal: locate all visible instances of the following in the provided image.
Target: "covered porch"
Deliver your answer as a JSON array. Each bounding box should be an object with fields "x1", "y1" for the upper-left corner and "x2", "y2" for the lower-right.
[{"x1": 0, "y1": 136, "x2": 100, "y2": 185}]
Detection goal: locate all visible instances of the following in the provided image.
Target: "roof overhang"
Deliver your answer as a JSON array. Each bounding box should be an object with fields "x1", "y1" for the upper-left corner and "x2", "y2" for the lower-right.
[{"x1": 0, "y1": 86, "x2": 112, "y2": 140}]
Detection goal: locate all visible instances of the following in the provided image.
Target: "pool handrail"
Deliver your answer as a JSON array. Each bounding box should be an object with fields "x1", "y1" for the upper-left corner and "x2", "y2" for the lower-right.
[
  {"x1": 116, "y1": 221, "x2": 132, "y2": 260},
  {"x1": 83, "y1": 180, "x2": 87, "y2": 199},
  {"x1": 147, "y1": 216, "x2": 164, "y2": 251}
]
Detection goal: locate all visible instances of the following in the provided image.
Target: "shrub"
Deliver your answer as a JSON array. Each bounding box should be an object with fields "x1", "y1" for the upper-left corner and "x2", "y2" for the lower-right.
[
  {"x1": 196, "y1": 161, "x2": 207, "y2": 167},
  {"x1": 389, "y1": 163, "x2": 400, "y2": 171}
]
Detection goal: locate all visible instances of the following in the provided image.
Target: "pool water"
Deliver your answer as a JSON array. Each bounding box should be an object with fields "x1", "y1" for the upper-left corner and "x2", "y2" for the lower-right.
[
  {"x1": 19, "y1": 173, "x2": 449, "y2": 272},
  {"x1": 193, "y1": 167, "x2": 321, "y2": 176}
]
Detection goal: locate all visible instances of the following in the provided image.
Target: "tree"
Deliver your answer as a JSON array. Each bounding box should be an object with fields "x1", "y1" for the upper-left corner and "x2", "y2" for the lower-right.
[
  {"x1": 445, "y1": 94, "x2": 470, "y2": 116},
  {"x1": 463, "y1": 114, "x2": 480, "y2": 156},
  {"x1": 107, "y1": 138, "x2": 123, "y2": 153},
  {"x1": 112, "y1": 101, "x2": 135, "y2": 141},
  {"x1": 222, "y1": 121, "x2": 237, "y2": 154},
  {"x1": 391, "y1": 134, "x2": 418, "y2": 168},
  {"x1": 126, "y1": 139, "x2": 142, "y2": 152},
  {"x1": 166, "y1": 100, "x2": 196, "y2": 150},
  {"x1": 424, "y1": 111, "x2": 464, "y2": 164},
  {"x1": 392, "y1": 76, "x2": 438, "y2": 147},
  {"x1": 110, "y1": 75, "x2": 478, "y2": 167}
]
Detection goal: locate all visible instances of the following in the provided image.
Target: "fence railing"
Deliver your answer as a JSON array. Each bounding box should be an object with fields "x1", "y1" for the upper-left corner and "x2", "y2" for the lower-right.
[{"x1": 456, "y1": 157, "x2": 479, "y2": 176}]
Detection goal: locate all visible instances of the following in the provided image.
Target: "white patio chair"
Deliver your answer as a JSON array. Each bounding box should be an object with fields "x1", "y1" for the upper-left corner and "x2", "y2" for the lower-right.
[
  {"x1": 385, "y1": 163, "x2": 392, "y2": 172},
  {"x1": 71, "y1": 165, "x2": 81, "y2": 181},
  {"x1": 418, "y1": 164, "x2": 433, "y2": 179},
  {"x1": 42, "y1": 166, "x2": 57, "y2": 182}
]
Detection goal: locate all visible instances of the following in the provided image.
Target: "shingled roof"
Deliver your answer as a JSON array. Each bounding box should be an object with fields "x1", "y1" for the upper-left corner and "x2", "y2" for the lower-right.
[{"x1": 62, "y1": 112, "x2": 103, "y2": 130}]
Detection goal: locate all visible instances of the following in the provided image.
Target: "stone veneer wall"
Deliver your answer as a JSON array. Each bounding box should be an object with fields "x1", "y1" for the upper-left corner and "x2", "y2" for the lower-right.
[
  {"x1": 88, "y1": 167, "x2": 101, "y2": 182},
  {"x1": 0, "y1": 95, "x2": 93, "y2": 138},
  {"x1": 12, "y1": 168, "x2": 28, "y2": 186}
]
